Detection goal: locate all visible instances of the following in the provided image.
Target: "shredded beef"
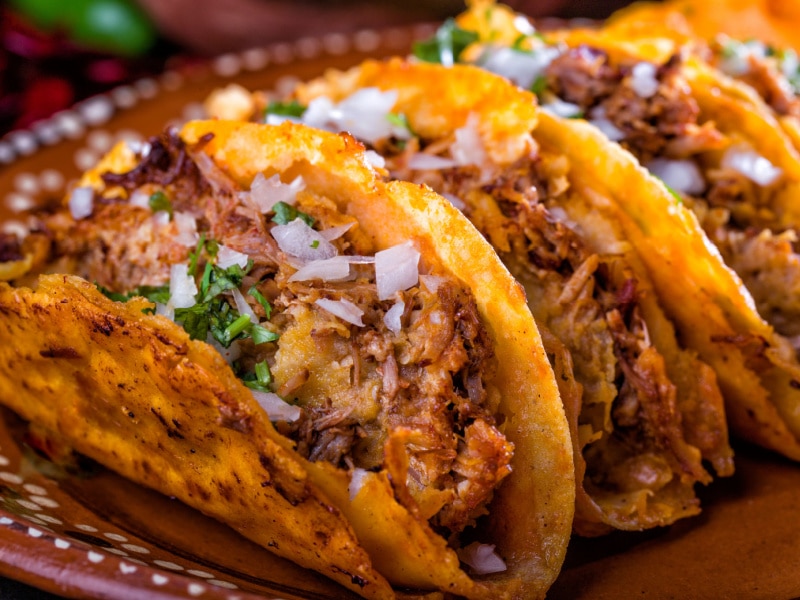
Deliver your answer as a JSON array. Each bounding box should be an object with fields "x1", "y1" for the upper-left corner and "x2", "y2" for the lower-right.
[
  {"x1": 0, "y1": 233, "x2": 23, "y2": 262},
  {"x1": 546, "y1": 48, "x2": 723, "y2": 162},
  {"x1": 101, "y1": 131, "x2": 213, "y2": 212},
  {"x1": 546, "y1": 46, "x2": 621, "y2": 107}
]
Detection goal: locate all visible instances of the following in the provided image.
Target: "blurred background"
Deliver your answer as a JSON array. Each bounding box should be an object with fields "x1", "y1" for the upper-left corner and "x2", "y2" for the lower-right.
[{"x1": 0, "y1": 0, "x2": 634, "y2": 136}]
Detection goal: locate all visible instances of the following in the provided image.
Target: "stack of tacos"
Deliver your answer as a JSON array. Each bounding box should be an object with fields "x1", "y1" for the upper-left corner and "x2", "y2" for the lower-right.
[{"x1": 5, "y1": 1, "x2": 800, "y2": 597}]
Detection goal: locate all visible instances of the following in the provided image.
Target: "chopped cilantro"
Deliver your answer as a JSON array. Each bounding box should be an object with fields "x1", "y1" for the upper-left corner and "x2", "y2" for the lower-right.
[
  {"x1": 386, "y1": 112, "x2": 414, "y2": 136},
  {"x1": 265, "y1": 100, "x2": 307, "y2": 118},
  {"x1": 530, "y1": 74, "x2": 549, "y2": 96},
  {"x1": 271, "y1": 201, "x2": 314, "y2": 226},
  {"x1": 200, "y1": 262, "x2": 249, "y2": 304},
  {"x1": 97, "y1": 283, "x2": 170, "y2": 314},
  {"x1": 173, "y1": 249, "x2": 277, "y2": 349},
  {"x1": 411, "y1": 19, "x2": 478, "y2": 65},
  {"x1": 250, "y1": 324, "x2": 280, "y2": 345},
  {"x1": 223, "y1": 314, "x2": 252, "y2": 345},
  {"x1": 174, "y1": 302, "x2": 212, "y2": 341},
  {"x1": 241, "y1": 360, "x2": 274, "y2": 392},
  {"x1": 148, "y1": 190, "x2": 173, "y2": 218},
  {"x1": 310, "y1": 239, "x2": 320, "y2": 249},
  {"x1": 97, "y1": 285, "x2": 130, "y2": 303},
  {"x1": 248, "y1": 285, "x2": 273, "y2": 319}
]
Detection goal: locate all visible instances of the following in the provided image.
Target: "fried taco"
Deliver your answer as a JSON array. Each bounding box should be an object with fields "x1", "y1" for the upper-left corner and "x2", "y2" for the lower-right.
[
  {"x1": 217, "y1": 57, "x2": 737, "y2": 535},
  {"x1": 0, "y1": 120, "x2": 575, "y2": 598},
  {"x1": 603, "y1": 5, "x2": 800, "y2": 161},
  {"x1": 604, "y1": 0, "x2": 800, "y2": 58},
  {"x1": 373, "y1": 2, "x2": 800, "y2": 464}
]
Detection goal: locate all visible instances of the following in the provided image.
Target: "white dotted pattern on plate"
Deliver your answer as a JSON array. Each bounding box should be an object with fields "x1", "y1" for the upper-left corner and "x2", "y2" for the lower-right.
[{"x1": 0, "y1": 448, "x2": 244, "y2": 597}]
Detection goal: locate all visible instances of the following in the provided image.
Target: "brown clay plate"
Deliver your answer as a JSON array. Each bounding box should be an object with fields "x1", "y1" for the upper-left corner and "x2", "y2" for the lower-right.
[{"x1": 2, "y1": 24, "x2": 800, "y2": 600}]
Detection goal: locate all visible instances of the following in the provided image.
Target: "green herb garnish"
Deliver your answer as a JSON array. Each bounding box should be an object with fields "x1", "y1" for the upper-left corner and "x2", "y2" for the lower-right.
[
  {"x1": 271, "y1": 201, "x2": 314, "y2": 226},
  {"x1": 530, "y1": 74, "x2": 549, "y2": 96},
  {"x1": 148, "y1": 190, "x2": 173, "y2": 219},
  {"x1": 240, "y1": 360, "x2": 274, "y2": 392},
  {"x1": 265, "y1": 99, "x2": 307, "y2": 119},
  {"x1": 248, "y1": 285, "x2": 273, "y2": 319},
  {"x1": 412, "y1": 19, "x2": 479, "y2": 65},
  {"x1": 98, "y1": 283, "x2": 170, "y2": 314}
]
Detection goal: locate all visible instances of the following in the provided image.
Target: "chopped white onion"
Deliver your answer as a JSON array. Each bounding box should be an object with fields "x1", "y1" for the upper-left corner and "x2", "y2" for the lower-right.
[
  {"x1": 419, "y1": 274, "x2": 446, "y2": 293},
  {"x1": 718, "y1": 38, "x2": 766, "y2": 77},
  {"x1": 542, "y1": 98, "x2": 584, "y2": 119},
  {"x1": 250, "y1": 390, "x2": 302, "y2": 422},
  {"x1": 302, "y1": 96, "x2": 337, "y2": 130},
  {"x1": 441, "y1": 192, "x2": 466, "y2": 211},
  {"x1": 151, "y1": 210, "x2": 171, "y2": 226},
  {"x1": 231, "y1": 287, "x2": 257, "y2": 323},
  {"x1": 721, "y1": 145, "x2": 783, "y2": 186},
  {"x1": 216, "y1": 244, "x2": 250, "y2": 269},
  {"x1": 407, "y1": 153, "x2": 458, "y2": 170},
  {"x1": 588, "y1": 106, "x2": 626, "y2": 141},
  {"x1": 315, "y1": 298, "x2": 365, "y2": 327},
  {"x1": 512, "y1": 15, "x2": 536, "y2": 36},
  {"x1": 169, "y1": 263, "x2": 198, "y2": 309},
  {"x1": 302, "y1": 88, "x2": 410, "y2": 144},
  {"x1": 383, "y1": 300, "x2": 405, "y2": 334},
  {"x1": 451, "y1": 114, "x2": 488, "y2": 167},
  {"x1": 348, "y1": 467, "x2": 370, "y2": 501},
  {"x1": 173, "y1": 211, "x2": 199, "y2": 247},
  {"x1": 265, "y1": 113, "x2": 302, "y2": 126},
  {"x1": 780, "y1": 48, "x2": 800, "y2": 84},
  {"x1": 155, "y1": 302, "x2": 174, "y2": 321},
  {"x1": 458, "y1": 542, "x2": 507, "y2": 575},
  {"x1": 480, "y1": 45, "x2": 562, "y2": 90},
  {"x1": 271, "y1": 218, "x2": 338, "y2": 262},
  {"x1": 129, "y1": 189, "x2": 150, "y2": 209},
  {"x1": 546, "y1": 205, "x2": 580, "y2": 232},
  {"x1": 206, "y1": 334, "x2": 242, "y2": 364},
  {"x1": 629, "y1": 62, "x2": 660, "y2": 98},
  {"x1": 289, "y1": 255, "x2": 353, "y2": 282},
  {"x1": 127, "y1": 140, "x2": 151, "y2": 157},
  {"x1": 375, "y1": 241, "x2": 420, "y2": 301},
  {"x1": 248, "y1": 172, "x2": 305, "y2": 212},
  {"x1": 646, "y1": 158, "x2": 706, "y2": 195},
  {"x1": 68, "y1": 186, "x2": 94, "y2": 220},
  {"x1": 319, "y1": 222, "x2": 355, "y2": 242},
  {"x1": 364, "y1": 150, "x2": 386, "y2": 169}
]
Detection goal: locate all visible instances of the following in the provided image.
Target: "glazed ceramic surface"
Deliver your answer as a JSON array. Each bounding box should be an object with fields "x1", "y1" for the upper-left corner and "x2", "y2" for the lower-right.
[{"x1": 1, "y1": 24, "x2": 800, "y2": 600}]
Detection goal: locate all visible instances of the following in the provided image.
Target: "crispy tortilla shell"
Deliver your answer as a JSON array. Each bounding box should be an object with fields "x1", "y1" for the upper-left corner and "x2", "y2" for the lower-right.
[{"x1": 0, "y1": 274, "x2": 393, "y2": 599}]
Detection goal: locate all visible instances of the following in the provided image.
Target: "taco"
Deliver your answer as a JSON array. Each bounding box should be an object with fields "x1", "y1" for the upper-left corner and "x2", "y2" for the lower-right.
[
  {"x1": 604, "y1": 0, "x2": 800, "y2": 58},
  {"x1": 604, "y1": 5, "x2": 800, "y2": 163},
  {"x1": 218, "y1": 57, "x2": 736, "y2": 535},
  {"x1": 409, "y1": 1, "x2": 800, "y2": 464},
  {"x1": 0, "y1": 120, "x2": 574, "y2": 598}
]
